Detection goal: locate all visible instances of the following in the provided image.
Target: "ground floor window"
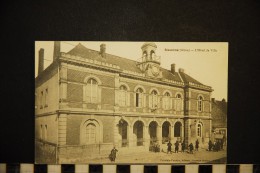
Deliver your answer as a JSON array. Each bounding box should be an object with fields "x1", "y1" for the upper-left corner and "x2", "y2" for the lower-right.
[
  {"x1": 86, "y1": 123, "x2": 96, "y2": 144},
  {"x1": 197, "y1": 123, "x2": 202, "y2": 137}
]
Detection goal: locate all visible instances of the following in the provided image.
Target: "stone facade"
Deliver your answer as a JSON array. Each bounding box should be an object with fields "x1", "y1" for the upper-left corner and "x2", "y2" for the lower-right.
[{"x1": 35, "y1": 42, "x2": 213, "y2": 163}]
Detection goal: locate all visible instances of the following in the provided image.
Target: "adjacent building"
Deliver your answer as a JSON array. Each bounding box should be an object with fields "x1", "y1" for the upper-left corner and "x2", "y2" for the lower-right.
[{"x1": 35, "y1": 42, "x2": 213, "y2": 163}]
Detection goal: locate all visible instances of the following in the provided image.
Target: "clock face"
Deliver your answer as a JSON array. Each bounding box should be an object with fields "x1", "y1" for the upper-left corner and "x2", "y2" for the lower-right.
[{"x1": 151, "y1": 64, "x2": 160, "y2": 76}]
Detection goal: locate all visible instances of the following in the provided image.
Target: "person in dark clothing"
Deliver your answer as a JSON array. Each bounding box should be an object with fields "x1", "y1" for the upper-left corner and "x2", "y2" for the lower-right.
[
  {"x1": 208, "y1": 140, "x2": 213, "y2": 151},
  {"x1": 189, "y1": 143, "x2": 194, "y2": 154},
  {"x1": 109, "y1": 147, "x2": 118, "y2": 162},
  {"x1": 215, "y1": 140, "x2": 220, "y2": 152},
  {"x1": 167, "y1": 141, "x2": 172, "y2": 154},
  {"x1": 181, "y1": 141, "x2": 185, "y2": 152},
  {"x1": 220, "y1": 139, "x2": 224, "y2": 150},
  {"x1": 174, "y1": 141, "x2": 179, "y2": 153},
  {"x1": 195, "y1": 139, "x2": 199, "y2": 151}
]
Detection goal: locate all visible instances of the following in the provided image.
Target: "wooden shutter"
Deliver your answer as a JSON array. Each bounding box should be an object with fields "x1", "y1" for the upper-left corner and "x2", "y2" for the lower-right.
[
  {"x1": 126, "y1": 92, "x2": 130, "y2": 106},
  {"x1": 86, "y1": 84, "x2": 91, "y2": 103},
  {"x1": 98, "y1": 87, "x2": 101, "y2": 103},
  {"x1": 149, "y1": 95, "x2": 152, "y2": 108},
  {"x1": 143, "y1": 93, "x2": 146, "y2": 107}
]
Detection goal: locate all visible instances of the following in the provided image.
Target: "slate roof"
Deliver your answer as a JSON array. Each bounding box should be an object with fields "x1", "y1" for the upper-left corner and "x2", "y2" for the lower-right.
[
  {"x1": 179, "y1": 72, "x2": 203, "y2": 85},
  {"x1": 66, "y1": 43, "x2": 206, "y2": 86},
  {"x1": 213, "y1": 100, "x2": 227, "y2": 114}
]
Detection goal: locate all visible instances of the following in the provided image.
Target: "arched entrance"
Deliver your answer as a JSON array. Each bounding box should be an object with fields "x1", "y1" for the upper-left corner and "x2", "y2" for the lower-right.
[
  {"x1": 133, "y1": 121, "x2": 144, "y2": 146},
  {"x1": 174, "y1": 121, "x2": 182, "y2": 142},
  {"x1": 162, "y1": 121, "x2": 171, "y2": 143},
  {"x1": 149, "y1": 121, "x2": 158, "y2": 144},
  {"x1": 118, "y1": 120, "x2": 128, "y2": 147}
]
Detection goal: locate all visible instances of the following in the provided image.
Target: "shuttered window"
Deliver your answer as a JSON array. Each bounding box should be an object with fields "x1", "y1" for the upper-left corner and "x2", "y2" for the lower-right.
[
  {"x1": 163, "y1": 92, "x2": 171, "y2": 110},
  {"x1": 86, "y1": 123, "x2": 96, "y2": 144},
  {"x1": 119, "y1": 85, "x2": 127, "y2": 106},
  {"x1": 86, "y1": 78, "x2": 98, "y2": 103},
  {"x1": 151, "y1": 90, "x2": 158, "y2": 108},
  {"x1": 175, "y1": 94, "x2": 182, "y2": 111},
  {"x1": 136, "y1": 88, "x2": 143, "y2": 107}
]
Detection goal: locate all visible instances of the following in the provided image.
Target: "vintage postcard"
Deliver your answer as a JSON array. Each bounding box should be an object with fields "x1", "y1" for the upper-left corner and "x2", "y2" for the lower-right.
[{"x1": 35, "y1": 41, "x2": 228, "y2": 164}]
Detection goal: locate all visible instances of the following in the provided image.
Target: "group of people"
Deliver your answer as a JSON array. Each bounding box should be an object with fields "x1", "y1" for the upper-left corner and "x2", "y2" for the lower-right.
[
  {"x1": 167, "y1": 139, "x2": 200, "y2": 154},
  {"x1": 109, "y1": 138, "x2": 225, "y2": 161},
  {"x1": 208, "y1": 139, "x2": 224, "y2": 152}
]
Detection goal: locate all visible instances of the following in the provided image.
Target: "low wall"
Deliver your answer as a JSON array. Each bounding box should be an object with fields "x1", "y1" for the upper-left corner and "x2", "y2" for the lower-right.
[
  {"x1": 58, "y1": 143, "x2": 113, "y2": 163},
  {"x1": 35, "y1": 140, "x2": 57, "y2": 164}
]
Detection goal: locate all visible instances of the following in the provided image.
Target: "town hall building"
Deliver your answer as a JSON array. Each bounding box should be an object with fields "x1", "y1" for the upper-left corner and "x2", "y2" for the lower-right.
[{"x1": 35, "y1": 42, "x2": 213, "y2": 163}]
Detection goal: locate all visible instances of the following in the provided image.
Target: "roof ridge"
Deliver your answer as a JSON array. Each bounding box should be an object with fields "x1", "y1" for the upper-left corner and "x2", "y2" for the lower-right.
[
  {"x1": 67, "y1": 43, "x2": 178, "y2": 74},
  {"x1": 67, "y1": 43, "x2": 139, "y2": 64}
]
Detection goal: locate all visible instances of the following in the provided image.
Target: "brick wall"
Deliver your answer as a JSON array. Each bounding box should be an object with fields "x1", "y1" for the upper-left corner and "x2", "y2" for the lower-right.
[{"x1": 66, "y1": 114, "x2": 115, "y2": 145}]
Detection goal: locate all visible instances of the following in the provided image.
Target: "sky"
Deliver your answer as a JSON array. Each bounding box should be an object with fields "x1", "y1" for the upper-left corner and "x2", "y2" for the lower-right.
[{"x1": 35, "y1": 41, "x2": 228, "y2": 101}]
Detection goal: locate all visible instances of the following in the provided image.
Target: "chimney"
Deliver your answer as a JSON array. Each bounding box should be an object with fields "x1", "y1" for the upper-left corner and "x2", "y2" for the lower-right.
[
  {"x1": 179, "y1": 68, "x2": 185, "y2": 73},
  {"x1": 100, "y1": 44, "x2": 106, "y2": 58},
  {"x1": 38, "y1": 48, "x2": 44, "y2": 75},
  {"x1": 53, "y1": 41, "x2": 61, "y2": 61},
  {"x1": 171, "y1": 63, "x2": 175, "y2": 73}
]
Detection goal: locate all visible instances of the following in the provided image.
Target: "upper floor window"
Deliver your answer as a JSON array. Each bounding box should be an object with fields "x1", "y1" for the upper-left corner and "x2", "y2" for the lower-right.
[
  {"x1": 40, "y1": 91, "x2": 44, "y2": 109},
  {"x1": 175, "y1": 94, "x2": 182, "y2": 111},
  {"x1": 198, "y1": 96, "x2": 203, "y2": 112},
  {"x1": 163, "y1": 92, "x2": 171, "y2": 110},
  {"x1": 150, "y1": 90, "x2": 158, "y2": 108},
  {"x1": 86, "y1": 78, "x2": 98, "y2": 103},
  {"x1": 44, "y1": 88, "x2": 48, "y2": 107},
  {"x1": 119, "y1": 85, "x2": 128, "y2": 106},
  {"x1": 44, "y1": 125, "x2": 48, "y2": 140},
  {"x1": 136, "y1": 88, "x2": 144, "y2": 107}
]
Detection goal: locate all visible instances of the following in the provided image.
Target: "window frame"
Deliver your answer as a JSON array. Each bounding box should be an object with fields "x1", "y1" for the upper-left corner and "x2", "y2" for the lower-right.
[
  {"x1": 119, "y1": 85, "x2": 128, "y2": 107},
  {"x1": 151, "y1": 90, "x2": 158, "y2": 108},
  {"x1": 198, "y1": 96, "x2": 203, "y2": 112},
  {"x1": 85, "y1": 78, "x2": 99, "y2": 103},
  {"x1": 136, "y1": 88, "x2": 144, "y2": 108}
]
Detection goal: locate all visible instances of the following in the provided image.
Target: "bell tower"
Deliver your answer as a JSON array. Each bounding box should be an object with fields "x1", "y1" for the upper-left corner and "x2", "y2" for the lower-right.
[{"x1": 137, "y1": 42, "x2": 162, "y2": 78}]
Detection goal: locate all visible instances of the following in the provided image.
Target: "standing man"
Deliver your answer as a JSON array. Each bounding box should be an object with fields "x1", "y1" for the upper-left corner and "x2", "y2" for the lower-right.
[
  {"x1": 174, "y1": 140, "x2": 179, "y2": 153},
  {"x1": 195, "y1": 139, "x2": 199, "y2": 151},
  {"x1": 189, "y1": 143, "x2": 194, "y2": 154},
  {"x1": 181, "y1": 140, "x2": 185, "y2": 153},
  {"x1": 208, "y1": 140, "x2": 213, "y2": 151},
  {"x1": 167, "y1": 141, "x2": 172, "y2": 154},
  {"x1": 109, "y1": 147, "x2": 118, "y2": 162}
]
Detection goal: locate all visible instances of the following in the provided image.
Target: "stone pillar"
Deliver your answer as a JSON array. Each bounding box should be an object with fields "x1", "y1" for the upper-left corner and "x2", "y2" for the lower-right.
[
  {"x1": 58, "y1": 114, "x2": 67, "y2": 145},
  {"x1": 184, "y1": 119, "x2": 191, "y2": 148},
  {"x1": 113, "y1": 117, "x2": 119, "y2": 148},
  {"x1": 157, "y1": 125, "x2": 162, "y2": 145},
  {"x1": 59, "y1": 64, "x2": 68, "y2": 109},
  {"x1": 144, "y1": 126, "x2": 149, "y2": 150},
  {"x1": 170, "y1": 125, "x2": 174, "y2": 143},
  {"x1": 128, "y1": 125, "x2": 134, "y2": 147}
]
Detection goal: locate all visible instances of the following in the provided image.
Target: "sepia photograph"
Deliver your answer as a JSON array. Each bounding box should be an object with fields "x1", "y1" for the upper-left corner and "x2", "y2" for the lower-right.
[{"x1": 35, "y1": 41, "x2": 228, "y2": 164}]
